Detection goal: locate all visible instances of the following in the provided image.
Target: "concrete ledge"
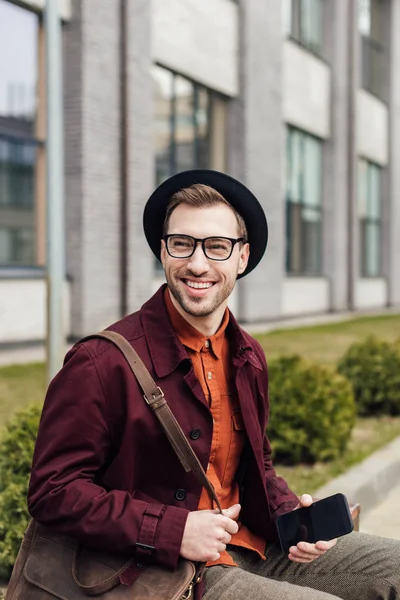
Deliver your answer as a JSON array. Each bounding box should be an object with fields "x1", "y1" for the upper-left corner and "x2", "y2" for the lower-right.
[{"x1": 315, "y1": 436, "x2": 400, "y2": 516}]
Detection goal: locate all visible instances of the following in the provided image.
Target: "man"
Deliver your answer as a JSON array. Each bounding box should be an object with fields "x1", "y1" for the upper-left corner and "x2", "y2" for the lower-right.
[{"x1": 27, "y1": 170, "x2": 399, "y2": 599}]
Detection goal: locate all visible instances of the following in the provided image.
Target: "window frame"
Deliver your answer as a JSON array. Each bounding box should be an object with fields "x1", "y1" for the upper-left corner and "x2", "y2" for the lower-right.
[
  {"x1": 358, "y1": 158, "x2": 382, "y2": 278},
  {"x1": 153, "y1": 64, "x2": 221, "y2": 186},
  {"x1": 152, "y1": 64, "x2": 226, "y2": 271},
  {"x1": 285, "y1": 126, "x2": 323, "y2": 276},
  {"x1": 0, "y1": 1, "x2": 45, "y2": 269},
  {"x1": 358, "y1": 0, "x2": 386, "y2": 100},
  {"x1": 284, "y1": 0, "x2": 325, "y2": 58}
]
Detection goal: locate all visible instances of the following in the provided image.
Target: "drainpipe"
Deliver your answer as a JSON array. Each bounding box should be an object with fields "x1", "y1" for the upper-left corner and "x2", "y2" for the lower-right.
[
  {"x1": 347, "y1": 0, "x2": 357, "y2": 311},
  {"x1": 45, "y1": 0, "x2": 65, "y2": 381},
  {"x1": 120, "y1": 0, "x2": 128, "y2": 317}
]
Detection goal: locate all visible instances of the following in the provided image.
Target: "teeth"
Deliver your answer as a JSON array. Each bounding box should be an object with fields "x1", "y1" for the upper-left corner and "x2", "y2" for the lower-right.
[{"x1": 186, "y1": 281, "x2": 213, "y2": 289}]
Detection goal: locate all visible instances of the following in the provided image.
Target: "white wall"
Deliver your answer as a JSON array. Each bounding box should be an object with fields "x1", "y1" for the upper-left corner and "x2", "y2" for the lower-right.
[
  {"x1": 152, "y1": 0, "x2": 238, "y2": 96},
  {"x1": 283, "y1": 41, "x2": 331, "y2": 139},
  {"x1": 357, "y1": 90, "x2": 389, "y2": 165},
  {"x1": 283, "y1": 277, "x2": 330, "y2": 316},
  {"x1": 354, "y1": 278, "x2": 388, "y2": 309},
  {"x1": 0, "y1": 279, "x2": 70, "y2": 343},
  {"x1": 15, "y1": 0, "x2": 71, "y2": 20}
]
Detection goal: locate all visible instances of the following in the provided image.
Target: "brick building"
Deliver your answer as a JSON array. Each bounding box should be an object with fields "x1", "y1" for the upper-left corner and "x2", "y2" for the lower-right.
[{"x1": 0, "y1": 0, "x2": 399, "y2": 344}]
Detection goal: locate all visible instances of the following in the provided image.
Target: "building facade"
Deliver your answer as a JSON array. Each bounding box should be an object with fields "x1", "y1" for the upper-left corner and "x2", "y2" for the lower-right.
[{"x1": 0, "y1": 0, "x2": 399, "y2": 344}]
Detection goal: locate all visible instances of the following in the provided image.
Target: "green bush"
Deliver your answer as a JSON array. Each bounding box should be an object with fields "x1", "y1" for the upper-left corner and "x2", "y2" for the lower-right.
[
  {"x1": 337, "y1": 336, "x2": 400, "y2": 416},
  {"x1": 0, "y1": 404, "x2": 41, "y2": 580},
  {"x1": 268, "y1": 356, "x2": 356, "y2": 465}
]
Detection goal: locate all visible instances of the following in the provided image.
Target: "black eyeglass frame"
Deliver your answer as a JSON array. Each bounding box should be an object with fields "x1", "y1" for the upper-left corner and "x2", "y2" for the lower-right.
[{"x1": 163, "y1": 234, "x2": 246, "y2": 261}]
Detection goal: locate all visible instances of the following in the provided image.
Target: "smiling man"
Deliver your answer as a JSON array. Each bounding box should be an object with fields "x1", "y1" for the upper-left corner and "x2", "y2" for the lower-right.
[{"x1": 21, "y1": 170, "x2": 400, "y2": 600}]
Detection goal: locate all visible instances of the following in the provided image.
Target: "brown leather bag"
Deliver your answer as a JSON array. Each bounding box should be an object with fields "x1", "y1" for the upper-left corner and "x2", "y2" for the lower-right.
[{"x1": 6, "y1": 330, "x2": 222, "y2": 600}]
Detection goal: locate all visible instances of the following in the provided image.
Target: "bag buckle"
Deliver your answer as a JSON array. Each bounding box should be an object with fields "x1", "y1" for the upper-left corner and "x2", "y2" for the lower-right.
[
  {"x1": 181, "y1": 582, "x2": 194, "y2": 600},
  {"x1": 143, "y1": 387, "x2": 164, "y2": 405}
]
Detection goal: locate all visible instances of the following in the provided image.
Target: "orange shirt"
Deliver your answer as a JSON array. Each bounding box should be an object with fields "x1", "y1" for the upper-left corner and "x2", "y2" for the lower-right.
[{"x1": 164, "y1": 289, "x2": 266, "y2": 566}]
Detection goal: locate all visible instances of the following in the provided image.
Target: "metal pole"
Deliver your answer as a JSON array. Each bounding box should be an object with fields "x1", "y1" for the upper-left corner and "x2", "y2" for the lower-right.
[{"x1": 45, "y1": 0, "x2": 65, "y2": 381}]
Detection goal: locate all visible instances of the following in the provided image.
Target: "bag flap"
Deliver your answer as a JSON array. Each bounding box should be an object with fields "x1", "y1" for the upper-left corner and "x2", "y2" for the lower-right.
[
  {"x1": 24, "y1": 533, "x2": 86, "y2": 600},
  {"x1": 24, "y1": 526, "x2": 196, "y2": 600},
  {"x1": 24, "y1": 532, "x2": 132, "y2": 598}
]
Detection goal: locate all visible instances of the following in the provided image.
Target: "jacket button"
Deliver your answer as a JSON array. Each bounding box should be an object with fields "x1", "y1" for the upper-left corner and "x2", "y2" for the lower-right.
[
  {"x1": 175, "y1": 489, "x2": 186, "y2": 501},
  {"x1": 190, "y1": 429, "x2": 201, "y2": 440}
]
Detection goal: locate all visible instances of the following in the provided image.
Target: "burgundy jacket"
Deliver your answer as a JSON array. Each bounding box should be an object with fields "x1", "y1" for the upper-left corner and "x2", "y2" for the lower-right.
[{"x1": 28, "y1": 285, "x2": 298, "y2": 595}]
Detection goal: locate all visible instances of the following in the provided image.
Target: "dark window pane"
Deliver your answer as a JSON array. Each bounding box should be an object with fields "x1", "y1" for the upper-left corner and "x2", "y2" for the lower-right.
[
  {"x1": 0, "y1": 0, "x2": 39, "y2": 267},
  {"x1": 286, "y1": 127, "x2": 322, "y2": 275},
  {"x1": 0, "y1": 136, "x2": 38, "y2": 266},
  {"x1": 196, "y1": 87, "x2": 210, "y2": 169},
  {"x1": 286, "y1": 201, "x2": 302, "y2": 273},
  {"x1": 286, "y1": 0, "x2": 323, "y2": 55},
  {"x1": 152, "y1": 66, "x2": 174, "y2": 185},
  {"x1": 152, "y1": 67, "x2": 219, "y2": 270},
  {"x1": 300, "y1": 0, "x2": 322, "y2": 54},
  {"x1": 175, "y1": 76, "x2": 195, "y2": 172},
  {"x1": 359, "y1": 0, "x2": 385, "y2": 98},
  {"x1": 302, "y1": 207, "x2": 321, "y2": 273},
  {"x1": 358, "y1": 158, "x2": 382, "y2": 277},
  {"x1": 361, "y1": 36, "x2": 384, "y2": 98}
]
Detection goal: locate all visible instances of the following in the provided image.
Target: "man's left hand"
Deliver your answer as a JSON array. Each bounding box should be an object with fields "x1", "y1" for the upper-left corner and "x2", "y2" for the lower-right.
[{"x1": 288, "y1": 494, "x2": 337, "y2": 563}]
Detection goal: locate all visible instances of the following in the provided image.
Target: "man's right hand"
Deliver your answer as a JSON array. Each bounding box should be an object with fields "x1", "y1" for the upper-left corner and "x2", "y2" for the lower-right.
[{"x1": 180, "y1": 504, "x2": 241, "y2": 562}]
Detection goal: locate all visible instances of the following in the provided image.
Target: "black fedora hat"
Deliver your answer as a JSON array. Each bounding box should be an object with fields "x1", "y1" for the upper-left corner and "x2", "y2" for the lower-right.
[{"x1": 143, "y1": 169, "x2": 268, "y2": 278}]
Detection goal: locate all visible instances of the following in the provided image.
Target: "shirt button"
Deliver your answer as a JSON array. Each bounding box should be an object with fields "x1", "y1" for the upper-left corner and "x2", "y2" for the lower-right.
[
  {"x1": 207, "y1": 372, "x2": 212, "y2": 380},
  {"x1": 190, "y1": 429, "x2": 201, "y2": 440},
  {"x1": 205, "y1": 340, "x2": 210, "y2": 348},
  {"x1": 175, "y1": 489, "x2": 186, "y2": 501}
]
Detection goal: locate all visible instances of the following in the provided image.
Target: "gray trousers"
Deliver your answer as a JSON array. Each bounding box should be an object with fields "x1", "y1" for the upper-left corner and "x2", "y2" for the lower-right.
[{"x1": 203, "y1": 532, "x2": 400, "y2": 600}]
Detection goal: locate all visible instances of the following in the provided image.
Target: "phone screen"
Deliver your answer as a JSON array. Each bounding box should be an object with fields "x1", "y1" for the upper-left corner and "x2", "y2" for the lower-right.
[{"x1": 276, "y1": 493, "x2": 354, "y2": 554}]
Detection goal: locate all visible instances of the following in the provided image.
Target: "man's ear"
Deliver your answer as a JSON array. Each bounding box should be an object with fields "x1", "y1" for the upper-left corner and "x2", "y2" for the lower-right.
[
  {"x1": 160, "y1": 239, "x2": 167, "y2": 267},
  {"x1": 238, "y1": 242, "x2": 250, "y2": 275}
]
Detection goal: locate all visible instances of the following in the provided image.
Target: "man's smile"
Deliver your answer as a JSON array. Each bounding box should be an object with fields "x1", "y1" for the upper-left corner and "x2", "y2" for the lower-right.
[{"x1": 183, "y1": 280, "x2": 215, "y2": 290}]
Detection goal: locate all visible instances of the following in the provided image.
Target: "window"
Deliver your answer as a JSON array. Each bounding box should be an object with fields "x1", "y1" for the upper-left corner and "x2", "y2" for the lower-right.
[
  {"x1": 283, "y1": 0, "x2": 324, "y2": 55},
  {"x1": 286, "y1": 127, "x2": 323, "y2": 275},
  {"x1": 152, "y1": 65, "x2": 218, "y2": 187},
  {"x1": 358, "y1": 159, "x2": 382, "y2": 277},
  {"x1": 358, "y1": 0, "x2": 385, "y2": 98},
  {"x1": 0, "y1": 0, "x2": 42, "y2": 267}
]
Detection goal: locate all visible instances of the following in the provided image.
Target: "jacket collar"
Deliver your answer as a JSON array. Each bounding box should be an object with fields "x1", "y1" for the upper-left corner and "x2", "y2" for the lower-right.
[{"x1": 140, "y1": 285, "x2": 261, "y2": 378}]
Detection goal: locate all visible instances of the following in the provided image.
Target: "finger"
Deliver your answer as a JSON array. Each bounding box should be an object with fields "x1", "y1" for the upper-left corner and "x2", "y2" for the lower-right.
[
  {"x1": 218, "y1": 543, "x2": 227, "y2": 553},
  {"x1": 298, "y1": 494, "x2": 313, "y2": 507},
  {"x1": 288, "y1": 553, "x2": 315, "y2": 563},
  {"x1": 209, "y1": 552, "x2": 220, "y2": 562},
  {"x1": 315, "y1": 539, "x2": 337, "y2": 551},
  {"x1": 222, "y1": 504, "x2": 241, "y2": 520},
  {"x1": 289, "y1": 546, "x2": 322, "y2": 562},
  {"x1": 220, "y1": 532, "x2": 232, "y2": 545},
  {"x1": 221, "y1": 516, "x2": 239, "y2": 535},
  {"x1": 296, "y1": 542, "x2": 325, "y2": 555}
]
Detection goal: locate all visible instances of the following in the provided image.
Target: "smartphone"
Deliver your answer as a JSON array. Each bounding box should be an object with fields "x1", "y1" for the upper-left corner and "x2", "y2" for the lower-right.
[{"x1": 276, "y1": 493, "x2": 354, "y2": 554}]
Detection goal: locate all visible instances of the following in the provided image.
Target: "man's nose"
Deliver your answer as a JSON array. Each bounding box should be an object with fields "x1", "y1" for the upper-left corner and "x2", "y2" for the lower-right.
[{"x1": 186, "y1": 242, "x2": 210, "y2": 273}]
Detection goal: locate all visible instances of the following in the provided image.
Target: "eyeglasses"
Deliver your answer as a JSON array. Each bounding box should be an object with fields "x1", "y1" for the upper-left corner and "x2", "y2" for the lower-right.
[{"x1": 163, "y1": 234, "x2": 246, "y2": 261}]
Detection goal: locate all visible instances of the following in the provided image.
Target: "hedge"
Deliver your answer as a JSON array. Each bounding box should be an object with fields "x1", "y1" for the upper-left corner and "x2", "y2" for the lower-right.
[
  {"x1": 267, "y1": 356, "x2": 356, "y2": 464},
  {"x1": 0, "y1": 404, "x2": 40, "y2": 580},
  {"x1": 337, "y1": 336, "x2": 400, "y2": 416}
]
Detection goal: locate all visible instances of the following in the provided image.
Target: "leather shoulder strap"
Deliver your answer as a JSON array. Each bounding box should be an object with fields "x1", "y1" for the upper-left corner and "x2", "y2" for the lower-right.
[{"x1": 80, "y1": 330, "x2": 222, "y2": 513}]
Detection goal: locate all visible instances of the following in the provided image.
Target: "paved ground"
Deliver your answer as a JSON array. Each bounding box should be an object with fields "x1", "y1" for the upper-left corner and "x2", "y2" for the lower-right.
[{"x1": 360, "y1": 481, "x2": 400, "y2": 539}]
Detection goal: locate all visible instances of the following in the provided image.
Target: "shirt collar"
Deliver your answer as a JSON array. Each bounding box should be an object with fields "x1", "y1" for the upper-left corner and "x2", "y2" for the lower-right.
[{"x1": 164, "y1": 287, "x2": 229, "y2": 358}]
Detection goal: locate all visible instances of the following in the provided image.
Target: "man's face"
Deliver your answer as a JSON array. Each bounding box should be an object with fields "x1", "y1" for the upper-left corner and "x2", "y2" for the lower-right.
[{"x1": 161, "y1": 203, "x2": 250, "y2": 318}]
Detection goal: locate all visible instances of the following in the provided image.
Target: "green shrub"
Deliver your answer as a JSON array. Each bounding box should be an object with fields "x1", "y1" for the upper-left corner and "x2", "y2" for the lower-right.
[
  {"x1": 267, "y1": 356, "x2": 356, "y2": 465},
  {"x1": 337, "y1": 336, "x2": 400, "y2": 416},
  {"x1": 0, "y1": 404, "x2": 41, "y2": 580}
]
